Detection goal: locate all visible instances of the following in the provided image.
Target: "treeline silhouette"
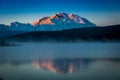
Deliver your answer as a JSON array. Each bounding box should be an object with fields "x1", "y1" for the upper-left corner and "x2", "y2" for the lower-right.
[{"x1": 5, "y1": 25, "x2": 120, "y2": 42}]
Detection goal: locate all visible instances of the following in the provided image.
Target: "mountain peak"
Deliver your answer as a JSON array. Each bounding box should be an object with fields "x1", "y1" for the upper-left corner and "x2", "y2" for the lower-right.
[
  {"x1": 8, "y1": 21, "x2": 21, "y2": 26},
  {"x1": 50, "y1": 12, "x2": 68, "y2": 19},
  {"x1": 33, "y1": 12, "x2": 94, "y2": 26},
  {"x1": 33, "y1": 12, "x2": 70, "y2": 25}
]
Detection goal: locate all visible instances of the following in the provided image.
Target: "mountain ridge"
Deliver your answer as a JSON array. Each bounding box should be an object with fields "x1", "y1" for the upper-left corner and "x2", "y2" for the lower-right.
[{"x1": 0, "y1": 12, "x2": 96, "y2": 32}]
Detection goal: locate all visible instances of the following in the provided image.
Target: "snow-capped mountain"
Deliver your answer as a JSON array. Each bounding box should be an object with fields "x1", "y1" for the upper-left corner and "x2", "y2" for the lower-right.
[
  {"x1": 33, "y1": 12, "x2": 96, "y2": 30},
  {"x1": 0, "y1": 12, "x2": 96, "y2": 32},
  {"x1": 8, "y1": 22, "x2": 34, "y2": 31}
]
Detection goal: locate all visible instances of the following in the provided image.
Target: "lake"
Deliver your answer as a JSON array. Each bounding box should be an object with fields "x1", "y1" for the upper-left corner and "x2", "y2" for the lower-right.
[{"x1": 0, "y1": 42, "x2": 120, "y2": 80}]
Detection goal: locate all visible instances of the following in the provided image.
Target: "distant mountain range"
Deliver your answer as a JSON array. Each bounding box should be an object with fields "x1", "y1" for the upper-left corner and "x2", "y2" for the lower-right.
[
  {"x1": 0, "y1": 12, "x2": 96, "y2": 33},
  {"x1": 0, "y1": 12, "x2": 120, "y2": 42}
]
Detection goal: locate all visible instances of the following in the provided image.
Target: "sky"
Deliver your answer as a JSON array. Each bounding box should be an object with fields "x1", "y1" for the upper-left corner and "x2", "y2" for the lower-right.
[{"x1": 0, "y1": 0, "x2": 120, "y2": 26}]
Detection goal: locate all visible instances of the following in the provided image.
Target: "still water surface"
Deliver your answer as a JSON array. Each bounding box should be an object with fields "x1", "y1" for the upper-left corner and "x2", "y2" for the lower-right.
[{"x1": 0, "y1": 42, "x2": 120, "y2": 80}]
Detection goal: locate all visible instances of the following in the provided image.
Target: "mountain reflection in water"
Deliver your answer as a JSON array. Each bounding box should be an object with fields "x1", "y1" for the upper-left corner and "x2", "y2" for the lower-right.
[
  {"x1": 33, "y1": 59, "x2": 91, "y2": 74},
  {"x1": 0, "y1": 58, "x2": 120, "y2": 80},
  {"x1": 0, "y1": 59, "x2": 92, "y2": 74}
]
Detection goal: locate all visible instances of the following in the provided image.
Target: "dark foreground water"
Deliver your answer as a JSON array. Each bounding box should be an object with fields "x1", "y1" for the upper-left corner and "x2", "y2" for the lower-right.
[{"x1": 0, "y1": 42, "x2": 120, "y2": 80}]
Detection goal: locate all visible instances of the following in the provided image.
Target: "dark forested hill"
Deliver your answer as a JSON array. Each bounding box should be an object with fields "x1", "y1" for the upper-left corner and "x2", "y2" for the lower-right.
[{"x1": 3, "y1": 25, "x2": 120, "y2": 42}]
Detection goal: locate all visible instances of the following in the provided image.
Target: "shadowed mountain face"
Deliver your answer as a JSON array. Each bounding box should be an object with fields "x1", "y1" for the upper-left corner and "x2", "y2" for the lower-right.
[{"x1": 4, "y1": 25, "x2": 120, "y2": 42}]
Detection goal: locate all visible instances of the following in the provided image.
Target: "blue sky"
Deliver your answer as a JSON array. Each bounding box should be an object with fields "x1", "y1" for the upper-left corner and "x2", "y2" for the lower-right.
[{"x1": 0, "y1": 0, "x2": 120, "y2": 26}]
